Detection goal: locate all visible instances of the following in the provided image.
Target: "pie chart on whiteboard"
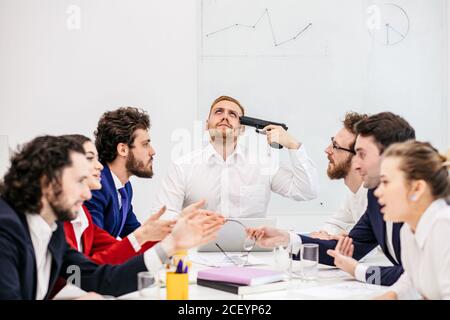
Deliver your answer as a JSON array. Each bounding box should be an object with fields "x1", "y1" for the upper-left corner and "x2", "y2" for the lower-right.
[{"x1": 367, "y1": 3, "x2": 410, "y2": 46}]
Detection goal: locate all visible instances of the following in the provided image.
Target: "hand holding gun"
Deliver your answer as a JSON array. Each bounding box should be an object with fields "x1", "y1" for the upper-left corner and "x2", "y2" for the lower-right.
[{"x1": 239, "y1": 116, "x2": 289, "y2": 149}]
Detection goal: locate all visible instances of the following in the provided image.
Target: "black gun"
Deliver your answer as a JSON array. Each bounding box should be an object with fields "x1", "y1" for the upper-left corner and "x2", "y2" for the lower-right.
[{"x1": 239, "y1": 116, "x2": 288, "y2": 149}]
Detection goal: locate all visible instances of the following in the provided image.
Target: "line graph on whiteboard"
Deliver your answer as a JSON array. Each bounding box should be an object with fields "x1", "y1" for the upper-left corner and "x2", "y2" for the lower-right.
[{"x1": 200, "y1": 0, "x2": 328, "y2": 58}]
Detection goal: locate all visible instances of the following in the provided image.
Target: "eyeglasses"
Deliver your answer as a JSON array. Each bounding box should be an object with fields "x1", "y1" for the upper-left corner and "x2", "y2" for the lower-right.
[
  {"x1": 330, "y1": 137, "x2": 356, "y2": 155},
  {"x1": 215, "y1": 219, "x2": 256, "y2": 267}
]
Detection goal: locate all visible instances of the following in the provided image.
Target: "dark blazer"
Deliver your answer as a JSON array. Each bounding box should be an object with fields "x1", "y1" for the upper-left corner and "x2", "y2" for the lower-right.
[
  {"x1": 299, "y1": 189, "x2": 404, "y2": 286},
  {"x1": 84, "y1": 165, "x2": 141, "y2": 238},
  {"x1": 0, "y1": 197, "x2": 147, "y2": 300}
]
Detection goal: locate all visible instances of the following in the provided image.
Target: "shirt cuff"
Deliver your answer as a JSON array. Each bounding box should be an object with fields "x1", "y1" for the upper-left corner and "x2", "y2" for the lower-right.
[
  {"x1": 127, "y1": 233, "x2": 142, "y2": 253},
  {"x1": 354, "y1": 263, "x2": 369, "y2": 282},
  {"x1": 288, "y1": 231, "x2": 303, "y2": 255},
  {"x1": 143, "y1": 243, "x2": 165, "y2": 275}
]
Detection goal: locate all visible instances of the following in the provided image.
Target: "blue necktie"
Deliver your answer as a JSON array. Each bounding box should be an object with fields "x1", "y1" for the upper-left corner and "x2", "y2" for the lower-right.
[{"x1": 117, "y1": 187, "x2": 129, "y2": 237}]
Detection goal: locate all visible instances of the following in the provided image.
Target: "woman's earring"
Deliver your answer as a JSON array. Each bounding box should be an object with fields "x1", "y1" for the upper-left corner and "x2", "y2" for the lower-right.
[{"x1": 410, "y1": 194, "x2": 418, "y2": 202}]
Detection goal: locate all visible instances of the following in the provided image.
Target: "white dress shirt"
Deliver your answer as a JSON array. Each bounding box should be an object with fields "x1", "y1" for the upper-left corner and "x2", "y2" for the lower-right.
[
  {"x1": 321, "y1": 186, "x2": 368, "y2": 235},
  {"x1": 108, "y1": 170, "x2": 140, "y2": 248},
  {"x1": 71, "y1": 206, "x2": 141, "y2": 253},
  {"x1": 71, "y1": 208, "x2": 90, "y2": 252},
  {"x1": 26, "y1": 214, "x2": 58, "y2": 300},
  {"x1": 110, "y1": 169, "x2": 124, "y2": 208},
  {"x1": 390, "y1": 199, "x2": 450, "y2": 300},
  {"x1": 155, "y1": 142, "x2": 319, "y2": 218}
]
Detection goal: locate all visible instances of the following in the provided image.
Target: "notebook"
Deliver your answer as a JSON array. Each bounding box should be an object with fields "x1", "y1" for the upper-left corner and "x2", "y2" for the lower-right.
[
  {"x1": 197, "y1": 278, "x2": 288, "y2": 295},
  {"x1": 197, "y1": 267, "x2": 285, "y2": 286}
]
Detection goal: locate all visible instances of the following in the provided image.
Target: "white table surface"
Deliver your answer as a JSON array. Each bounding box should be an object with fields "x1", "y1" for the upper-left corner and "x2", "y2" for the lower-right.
[{"x1": 119, "y1": 250, "x2": 392, "y2": 300}]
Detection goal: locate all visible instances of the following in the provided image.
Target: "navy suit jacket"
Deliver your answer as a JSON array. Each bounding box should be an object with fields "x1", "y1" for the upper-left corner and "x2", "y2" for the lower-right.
[
  {"x1": 299, "y1": 189, "x2": 404, "y2": 286},
  {"x1": 85, "y1": 165, "x2": 141, "y2": 238},
  {"x1": 0, "y1": 197, "x2": 147, "y2": 300}
]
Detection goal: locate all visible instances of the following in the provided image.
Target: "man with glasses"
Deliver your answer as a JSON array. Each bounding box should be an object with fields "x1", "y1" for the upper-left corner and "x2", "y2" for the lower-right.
[
  {"x1": 309, "y1": 112, "x2": 369, "y2": 240},
  {"x1": 248, "y1": 112, "x2": 416, "y2": 286}
]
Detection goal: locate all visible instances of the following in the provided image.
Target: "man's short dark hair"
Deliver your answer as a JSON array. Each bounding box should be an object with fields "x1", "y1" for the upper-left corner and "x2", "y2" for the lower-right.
[
  {"x1": 0, "y1": 136, "x2": 85, "y2": 214},
  {"x1": 95, "y1": 107, "x2": 150, "y2": 164},
  {"x1": 355, "y1": 112, "x2": 416, "y2": 153},
  {"x1": 342, "y1": 112, "x2": 368, "y2": 150}
]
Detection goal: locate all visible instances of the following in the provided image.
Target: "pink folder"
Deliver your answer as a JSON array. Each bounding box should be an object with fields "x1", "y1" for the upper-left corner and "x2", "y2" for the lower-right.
[{"x1": 197, "y1": 267, "x2": 285, "y2": 286}]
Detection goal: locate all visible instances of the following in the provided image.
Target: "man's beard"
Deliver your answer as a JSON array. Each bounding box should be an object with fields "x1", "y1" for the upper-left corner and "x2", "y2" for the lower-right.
[
  {"x1": 327, "y1": 155, "x2": 352, "y2": 180},
  {"x1": 126, "y1": 151, "x2": 153, "y2": 178},
  {"x1": 47, "y1": 186, "x2": 78, "y2": 222},
  {"x1": 209, "y1": 127, "x2": 237, "y2": 144}
]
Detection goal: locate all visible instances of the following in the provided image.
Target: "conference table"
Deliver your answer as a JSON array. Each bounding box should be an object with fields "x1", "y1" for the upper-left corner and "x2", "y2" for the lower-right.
[{"x1": 119, "y1": 249, "x2": 392, "y2": 300}]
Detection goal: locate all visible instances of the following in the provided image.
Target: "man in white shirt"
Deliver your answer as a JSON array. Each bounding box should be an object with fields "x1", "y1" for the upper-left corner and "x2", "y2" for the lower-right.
[
  {"x1": 0, "y1": 135, "x2": 224, "y2": 299},
  {"x1": 155, "y1": 95, "x2": 319, "y2": 218},
  {"x1": 310, "y1": 112, "x2": 368, "y2": 240}
]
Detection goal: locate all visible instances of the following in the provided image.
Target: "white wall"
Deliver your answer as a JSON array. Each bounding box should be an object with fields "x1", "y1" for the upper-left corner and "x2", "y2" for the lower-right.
[
  {"x1": 198, "y1": 0, "x2": 449, "y2": 228},
  {"x1": 0, "y1": 0, "x2": 448, "y2": 231},
  {"x1": 448, "y1": 0, "x2": 450, "y2": 148},
  {"x1": 0, "y1": 0, "x2": 198, "y2": 222}
]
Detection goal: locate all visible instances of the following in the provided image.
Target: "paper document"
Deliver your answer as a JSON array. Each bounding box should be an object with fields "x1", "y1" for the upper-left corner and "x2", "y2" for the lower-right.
[
  {"x1": 297, "y1": 281, "x2": 388, "y2": 299},
  {"x1": 52, "y1": 284, "x2": 88, "y2": 300},
  {"x1": 189, "y1": 252, "x2": 267, "y2": 267},
  {"x1": 317, "y1": 268, "x2": 351, "y2": 280}
]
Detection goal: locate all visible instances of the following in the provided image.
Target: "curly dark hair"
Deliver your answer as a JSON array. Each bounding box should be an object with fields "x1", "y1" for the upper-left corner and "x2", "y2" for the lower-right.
[
  {"x1": 355, "y1": 112, "x2": 416, "y2": 153},
  {"x1": 342, "y1": 112, "x2": 368, "y2": 135},
  {"x1": 0, "y1": 135, "x2": 85, "y2": 214},
  {"x1": 94, "y1": 107, "x2": 150, "y2": 164}
]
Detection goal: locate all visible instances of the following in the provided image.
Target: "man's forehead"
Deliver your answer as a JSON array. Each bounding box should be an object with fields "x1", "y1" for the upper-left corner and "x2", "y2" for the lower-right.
[
  {"x1": 335, "y1": 128, "x2": 354, "y2": 142},
  {"x1": 355, "y1": 135, "x2": 376, "y2": 150},
  {"x1": 134, "y1": 128, "x2": 150, "y2": 140},
  {"x1": 212, "y1": 101, "x2": 242, "y2": 113},
  {"x1": 67, "y1": 152, "x2": 90, "y2": 175}
]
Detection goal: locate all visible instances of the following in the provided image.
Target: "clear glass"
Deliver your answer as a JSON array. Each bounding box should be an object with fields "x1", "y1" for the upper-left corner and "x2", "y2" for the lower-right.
[
  {"x1": 215, "y1": 219, "x2": 257, "y2": 267},
  {"x1": 138, "y1": 271, "x2": 156, "y2": 298},
  {"x1": 273, "y1": 245, "x2": 290, "y2": 273},
  {"x1": 300, "y1": 244, "x2": 319, "y2": 280}
]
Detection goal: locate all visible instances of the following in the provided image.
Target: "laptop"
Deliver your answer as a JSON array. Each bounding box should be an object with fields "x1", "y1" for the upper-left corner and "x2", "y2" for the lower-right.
[{"x1": 197, "y1": 217, "x2": 277, "y2": 252}]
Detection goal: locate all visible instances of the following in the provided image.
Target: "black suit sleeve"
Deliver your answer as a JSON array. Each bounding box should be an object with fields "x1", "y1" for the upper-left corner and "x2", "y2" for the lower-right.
[
  {"x1": 0, "y1": 229, "x2": 22, "y2": 299},
  {"x1": 299, "y1": 209, "x2": 379, "y2": 266},
  {"x1": 347, "y1": 209, "x2": 379, "y2": 260},
  {"x1": 365, "y1": 265, "x2": 404, "y2": 286},
  {"x1": 60, "y1": 243, "x2": 147, "y2": 297}
]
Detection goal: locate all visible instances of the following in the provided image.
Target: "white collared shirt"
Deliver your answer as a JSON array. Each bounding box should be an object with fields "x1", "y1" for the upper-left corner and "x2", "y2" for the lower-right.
[
  {"x1": 390, "y1": 199, "x2": 450, "y2": 300},
  {"x1": 155, "y1": 142, "x2": 319, "y2": 218},
  {"x1": 321, "y1": 186, "x2": 368, "y2": 235},
  {"x1": 71, "y1": 208, "x2": 90, "y2": 252},
  {"x1": 109, "y1": 169, "x2": 140, "y2": 248},
  {"x1": 110, "y1": 169, "x2": 125, "y2": 208},
  {"x1": 26, "y1": 214, "x2": 58, "y2": 300},
  {"x1": 71, "y1": 205, "x2": 142, "y2": 253}
]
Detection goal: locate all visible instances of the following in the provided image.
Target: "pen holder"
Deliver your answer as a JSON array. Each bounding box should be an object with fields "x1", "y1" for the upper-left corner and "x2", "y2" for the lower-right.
[{"x1": 166, "y1": 271, "x2": 189, "y2": 300}]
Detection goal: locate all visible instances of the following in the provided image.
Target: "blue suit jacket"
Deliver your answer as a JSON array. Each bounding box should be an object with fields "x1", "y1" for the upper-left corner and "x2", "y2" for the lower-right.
[
  {"x1": 0, "y1": 197, "x2": 147, "y2": 300},
  {"x1": 299, "y1": 189, "x2": 404, "y2": 286},
  {"x1": 84, "y1": 165, "x2": 141, "y2": 238}
]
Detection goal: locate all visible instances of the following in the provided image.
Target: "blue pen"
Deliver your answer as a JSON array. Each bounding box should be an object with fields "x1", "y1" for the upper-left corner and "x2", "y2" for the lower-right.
[
  {"x1": 183, "y1": 266, "x2": 188, "y2": 274},
  {"x1": 176, "y1": 259, "x2": 183, "y2": 273}
]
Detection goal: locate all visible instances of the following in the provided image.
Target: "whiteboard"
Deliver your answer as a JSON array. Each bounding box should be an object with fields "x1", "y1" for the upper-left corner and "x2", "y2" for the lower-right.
[{"x1": 197, "y1": 0, "x2": 448, "y2": 215}]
